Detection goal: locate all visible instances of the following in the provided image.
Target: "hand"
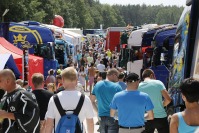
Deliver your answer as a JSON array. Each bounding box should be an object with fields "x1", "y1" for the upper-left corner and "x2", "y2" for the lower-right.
[{"x1": 0, "y1": 110, "x2": 8, "y2": 119}]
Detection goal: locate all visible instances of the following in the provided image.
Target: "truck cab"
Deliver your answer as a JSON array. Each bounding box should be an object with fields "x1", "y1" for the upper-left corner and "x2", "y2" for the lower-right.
[
  {"x1": 149, "y1": 26, "x2": 176, "y2": 87},
  {"x1": 167, "y1": 0, "x2": 199, "y2": 114},
  {"x1": 54, "y1": 38, "x2": 70, "y2": 67},
  {"x1": 0, "y1": 21, "x2": 57, "y2": 77}
]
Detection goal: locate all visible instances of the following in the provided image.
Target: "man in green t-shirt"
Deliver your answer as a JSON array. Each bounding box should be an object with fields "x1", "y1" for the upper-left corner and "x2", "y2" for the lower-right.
[{"x1": 138, "y1": 69, "x2": 171, "y2": 133}]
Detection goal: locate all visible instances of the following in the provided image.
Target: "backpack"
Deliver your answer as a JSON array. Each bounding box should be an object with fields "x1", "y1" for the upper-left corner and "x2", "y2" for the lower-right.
[{"x1": 53, "y1": 94, "x2": 85, "y2": 133}]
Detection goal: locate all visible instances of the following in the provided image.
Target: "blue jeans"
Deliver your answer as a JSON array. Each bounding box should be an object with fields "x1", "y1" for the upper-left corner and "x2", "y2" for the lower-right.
[{"x1": 100, "y1": 116, "x2": 119, "y2": 133}]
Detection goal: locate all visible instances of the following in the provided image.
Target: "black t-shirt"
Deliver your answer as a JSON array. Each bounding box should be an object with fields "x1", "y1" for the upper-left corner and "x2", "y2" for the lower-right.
[
  {"x1": 0, "y1": 90, "x2": 5, "y2": 100},
  {"x1": 0, "y1": 88, "x2": 40, "y2": 133},
  {"x1": 32, "y1": 89, "x2": 53, "y2": 120},
  {"x1": 102, "y1": 58, "x2": 109, "y2": 68},
  {"x1": 56, "y1": 86, "x2": 65, "y2": 93}
]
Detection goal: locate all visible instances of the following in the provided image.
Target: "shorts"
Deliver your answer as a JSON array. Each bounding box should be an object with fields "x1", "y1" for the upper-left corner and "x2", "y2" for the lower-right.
[
  {"x1": 85, "y1": 75, "x2": 88, "y2": 81},
  {"x1": 89, "y1": 77, "x2": 94, "y2": 85}
]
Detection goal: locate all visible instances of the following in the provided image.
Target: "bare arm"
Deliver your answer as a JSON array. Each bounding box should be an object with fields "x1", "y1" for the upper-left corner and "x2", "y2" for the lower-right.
[
  {"x1": 162, "y1": 89, "x2": 171, "y2": 107},
  {"x1": 145, "y1": 110, "x2": 154, "y2": 120},
  {"x1": 170, "y1": 114, "x2": 179, "y2": 133},
  {"x1": 86, "y1": 118, "x2": 94, "y2": 133},
  {"x1": 0, "y1": 110, "x2": 15, "y2": 120},
  {"x1": 110, "y1": 109, "x2": 116, "y2": 118},
  {"x1": 44, "y1": 118, "x2": 54, "y2": 133},
  {"x1": 90, "y1": 95, "x2": 98, "y2": 113}
]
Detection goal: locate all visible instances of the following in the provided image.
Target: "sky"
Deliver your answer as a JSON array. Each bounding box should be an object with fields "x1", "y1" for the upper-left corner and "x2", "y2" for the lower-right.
[{"x1": 99, "y1": 0, "x2": 186, "y2": 6}]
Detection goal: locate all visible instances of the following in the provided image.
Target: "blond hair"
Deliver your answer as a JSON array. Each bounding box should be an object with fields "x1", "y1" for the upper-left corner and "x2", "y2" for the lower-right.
[
  {"x1": 47, "y1": 83, "x2": 56, "y2": 92},
  {"x1": 61, "y1": 67, "x2": 77, "y2": 81},
  {"x1": 31, "y1": 73, "x2": 44, "y2": 88}
]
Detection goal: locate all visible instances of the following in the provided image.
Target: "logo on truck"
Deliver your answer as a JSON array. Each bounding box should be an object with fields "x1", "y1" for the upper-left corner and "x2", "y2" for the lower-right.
[{"x1": 9, "y1": 26, "x2": 43, "y2": 44}]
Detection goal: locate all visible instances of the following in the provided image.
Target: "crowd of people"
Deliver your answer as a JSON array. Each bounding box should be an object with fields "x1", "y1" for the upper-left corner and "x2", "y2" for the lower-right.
[{"x1": 0, "y1": 41, "x2": 198, "y2": 133}]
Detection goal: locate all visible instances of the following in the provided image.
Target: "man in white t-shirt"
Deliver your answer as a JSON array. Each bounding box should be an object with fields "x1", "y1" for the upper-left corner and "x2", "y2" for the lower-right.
[
  {"x1": 97, "y1": 61, "x2": 106, "y2": 72},
  {"x1": 95, "y1": 55, "x2": 101, "y2": 66},
  {"x1": 44, "y1": 67, "x2": 94, "y2": 133}
]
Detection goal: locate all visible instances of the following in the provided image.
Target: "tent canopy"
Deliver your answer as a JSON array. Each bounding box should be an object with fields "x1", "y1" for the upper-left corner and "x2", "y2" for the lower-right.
[
  {"x1": 0, "y1": 54, "x2": 21, "y2": 77},
  {"x1": 0, "y1": 37, "x2": 43, "y2": 88}
]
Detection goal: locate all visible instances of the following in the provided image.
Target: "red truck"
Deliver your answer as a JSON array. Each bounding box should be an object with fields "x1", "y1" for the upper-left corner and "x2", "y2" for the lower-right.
[{"x1": 105, "y1": 27, "x2": 127, "y2": 52}]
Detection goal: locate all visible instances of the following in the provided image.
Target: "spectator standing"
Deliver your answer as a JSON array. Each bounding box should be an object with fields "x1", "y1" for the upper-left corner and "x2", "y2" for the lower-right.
[
  {"x1": 95, "y1": 55, "x2": 101, "y2": 66},
  {"x1": 16, "y1": 79, "x2": 23, "y2": 87},
  {"x1": 80, "y1": 54, "x2": 87, "y2": 67},
  {"x1": 44, "y1": 67, "x2": 94, "y2": 133},
  {"x1": 91, "y1": 68, "x2": 122, "y2": 133},
  {"x1": 78, "y1": 66, "x2": 86, "y2": 90},
  {"x1": 138, "y1": 69, "x2": 171, "y2": 133},
  {"x1": 117, "y1": 72, "x2": 127, "y2": 90},
  {"x1": 56, "y1": 75, "x2": 63, "y2": 88},
  {"x1": 106, "y1": 49, "x2": 112, "y2": 59},
  {"x1": 88, "y1": 63, "x2": 96, "y2": 94},
  {"x1": 170, "y1": 78, "x2": 199, "y2": 133},
  {"x1": 84, "y1": 64, "x2": 89, "y2": 92},
  {"x1": 0, "y1": 69, "x2": 40, "y2": 132},
  {"x1": 110, "y1": 73, "x2": 154, "y2": 133},
  {"x1": 31, "y1": 73, "x2": 54, "y2": 131},
  {"x1": 46, "y1": 69, "x2": 56, "y2": 85},
  {"x1": 76, "y1": 50, "x2": 82, "y2": 68},
  {"x1": 97, "y1": 60, "x2": 106, "y2": 72},
  {"x1": 102, "y1": 55, "x2": 109, "y2": 68},
  {"x1": 47, "y1": 83, "x2": 56, "y2": 93},
  {"x1": 87, "y1": 52, "x2": 94, "y2": 66}
]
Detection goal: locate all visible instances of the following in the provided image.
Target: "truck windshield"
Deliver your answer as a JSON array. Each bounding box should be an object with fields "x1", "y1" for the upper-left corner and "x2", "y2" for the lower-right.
[
  {"x1": 55, "y1": 44, "x2": 66, "y2": 65},
  {"x1": 34, "y1": 44, "x2": 54, "y2": 60}
]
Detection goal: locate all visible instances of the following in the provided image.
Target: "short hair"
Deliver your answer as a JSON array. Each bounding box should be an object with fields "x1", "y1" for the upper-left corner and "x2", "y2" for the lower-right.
[
  {"x1": 23, "y1": 81, "x2": 28, "y2": 87},
  {"x1": 142, "y1": 69, "x2": 154, "y2": 79},
  {"x1": 99, "y1": 72, "x2": 107, "y2": 80},
  {"x1": 61, "y1": 67, "x2": 77, "y2": 81},
  {"x1": 0, "y1": 69, "x2": 16, "y2": 81},
  {"x1": 56, "y1": 75, "x2": 62, "y2": 80},
  {"x1": 179, "y1": 78, "x2": 199, "y2": 103},
  {"x1": 100, "y1": 60, "x2": 104, "y2": 64},
  {"x1": 107, "y1": 68, "x2": 119, "y2": 76},
  {"x1": 118, "y1": 73, "x2": 125, "y2": 79},
  {"x1": 49, "y1": 69, "x2": 54, "y2": 75},
  {"x1": 31, "y1": 73, "x2": 44, "y2": 88},
  {"x1": 91, "y1": 62, "x2": 94, "y2": 67}
]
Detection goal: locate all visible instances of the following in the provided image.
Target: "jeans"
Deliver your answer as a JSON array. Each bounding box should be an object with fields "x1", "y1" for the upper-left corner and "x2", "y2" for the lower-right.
[
  {"x1": 100, "y1": 116, "x2": 119, "y2": 133},
  {"x1": 145, "y1": 117, "x2": 169, "y2": 133}
]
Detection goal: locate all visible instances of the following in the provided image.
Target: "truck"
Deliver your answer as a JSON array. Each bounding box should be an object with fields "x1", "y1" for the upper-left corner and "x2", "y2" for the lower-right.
[
  {"x1": 83, "y1": 29, "x2": 106, "y2": 37},
  {"x1": 167, "y1": 0, "x2": 199, "y2": 114},
  {"x1": 54, "y1": 39, "x2": 70, "y2": 67},
  {"x1": 149, "y1": 26, "x2": 177, "y2": 87},
  {"x1": 0, "y1": 21, "x2": 57, "y2": 77},
  {"x1": 106, "y1": 27, "x2": 128, "y2": 52}
]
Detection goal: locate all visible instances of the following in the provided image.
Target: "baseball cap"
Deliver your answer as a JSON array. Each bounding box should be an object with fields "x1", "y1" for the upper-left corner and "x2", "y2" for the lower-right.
[{"x1": 125, "y1": 73, "x2": 140, "y2": 82}]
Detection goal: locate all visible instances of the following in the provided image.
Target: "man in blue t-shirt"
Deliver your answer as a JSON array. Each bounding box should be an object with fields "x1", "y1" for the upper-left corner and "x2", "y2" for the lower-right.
[
  {"x1": 110, "y1": 73, "x2": 154, "y2": 133},
  {"x1": 138, "y1": 69, "x2": 171, "y2": 133},
  {"x1": 117, "y1": 72, "x2": 127, "y2": 90},
  {"x1": 76, "y1": 50, "x2": 82, "y2": 68},
  {"x1": 91, "y1": 68, "x2": 122, "y2": 133}
]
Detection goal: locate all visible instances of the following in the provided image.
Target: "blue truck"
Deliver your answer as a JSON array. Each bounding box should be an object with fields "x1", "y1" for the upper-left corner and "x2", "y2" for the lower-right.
[
  {"x1": 0, "y1": 21, "x2": 57, "y2": 77},
  {"x1": 167, "y1": 0, "x2": 199, "y2": 114},
  {"x1": 54, "y1": 38, "x2": 70, "y2": 67},
  {"x1": 150, "y1": 26, "x2": 177, "y2": 87}
]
